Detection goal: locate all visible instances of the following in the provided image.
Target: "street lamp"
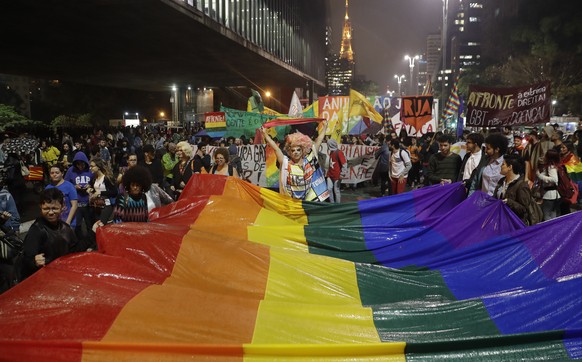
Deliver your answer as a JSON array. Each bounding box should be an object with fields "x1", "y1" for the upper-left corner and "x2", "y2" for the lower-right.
[
  {"x1": 394, "y1": 74, "x2": 405, "y2": 96},
  {"x1": 404, "y1": 54, "x2": 420, "y2": 95},
  {"x1": 440, "y1": 0, "x2": 449, "y2": 125},
  {"x1": 265, "y1": 90, "x2": 271, "y2": 110}
]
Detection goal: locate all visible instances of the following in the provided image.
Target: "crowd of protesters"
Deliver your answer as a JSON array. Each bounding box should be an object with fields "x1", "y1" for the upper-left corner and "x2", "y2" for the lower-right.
[{"x1": 1, "y1": 122, "x2": 582, "y2": 292}]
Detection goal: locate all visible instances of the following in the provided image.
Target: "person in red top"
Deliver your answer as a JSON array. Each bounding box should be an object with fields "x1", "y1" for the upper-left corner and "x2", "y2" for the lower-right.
[{"x1": 325, "y1": 139, "x2": 347, "y2": 203}]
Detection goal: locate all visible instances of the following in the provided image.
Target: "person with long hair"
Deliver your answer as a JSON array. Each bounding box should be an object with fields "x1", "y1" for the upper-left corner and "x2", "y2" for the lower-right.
[
  {"x1": 87, "y1": 158, "x2": 118, "y2": 234},
  {"x1": 170, "y1": 141, "x2": 194, "y2": 200},
  {"x1": 536, "y1": 149, "x2": 561, "y2": 221},
  {"x1": 261, "y1": 120, "x2": 329, "y2": 201}
]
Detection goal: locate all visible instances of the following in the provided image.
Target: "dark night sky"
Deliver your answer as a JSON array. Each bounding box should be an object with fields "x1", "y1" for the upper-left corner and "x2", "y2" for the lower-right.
[{"x1": 329, "y1": 0, "x2": 443, "y2": 93}]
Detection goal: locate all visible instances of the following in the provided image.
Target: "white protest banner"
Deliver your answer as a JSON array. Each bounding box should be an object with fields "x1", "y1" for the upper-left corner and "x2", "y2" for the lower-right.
[{"x1": 204, "y1": 144, "x2": 379, "y2": 187}]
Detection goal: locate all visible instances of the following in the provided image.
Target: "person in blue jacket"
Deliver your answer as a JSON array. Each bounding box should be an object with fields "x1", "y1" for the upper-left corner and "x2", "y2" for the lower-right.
[{"x1": 64, "y1": 152, "x2": 94, "y2": 249}]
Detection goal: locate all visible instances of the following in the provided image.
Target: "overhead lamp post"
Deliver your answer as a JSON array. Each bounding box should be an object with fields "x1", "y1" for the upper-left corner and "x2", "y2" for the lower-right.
[
  {"x1": 440, "y1": 0, "x2": 449, "y2": 125},
  {"x1": 265, "y1": 90, "x2": 272, "y2": 110},
  {"x1": 404, "y1": 55, "x2": 420, "y2": 95},
  {"x1": 394, "y1": 74, "x2": 406, "y2": 96}
]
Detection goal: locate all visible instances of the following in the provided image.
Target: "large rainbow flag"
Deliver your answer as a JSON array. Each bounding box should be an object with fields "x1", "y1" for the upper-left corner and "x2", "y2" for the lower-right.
[{"x1": 0, "y1": 175, "x2": 581, "y2": 361}]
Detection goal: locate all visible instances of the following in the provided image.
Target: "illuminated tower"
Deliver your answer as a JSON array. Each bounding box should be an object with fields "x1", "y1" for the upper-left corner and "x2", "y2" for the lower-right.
[
  {"x1": 326, "y1": 0, "x2": 354, "y2": 95},
  {"x1": 339, "y1": 0, "x2": 354, "y2": 63}
]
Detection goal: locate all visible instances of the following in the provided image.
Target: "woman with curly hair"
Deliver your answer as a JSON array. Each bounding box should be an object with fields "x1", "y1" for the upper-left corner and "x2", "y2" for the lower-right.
[
  {"x1": 209, "y1": 147, "x2": 239, "y2": 177},
  {"x1": 112, "y1": 165, "x2": 152, "y2": 223},
  {"x1": 261, "y1": 120, "x2": 329, "y2": 201}
]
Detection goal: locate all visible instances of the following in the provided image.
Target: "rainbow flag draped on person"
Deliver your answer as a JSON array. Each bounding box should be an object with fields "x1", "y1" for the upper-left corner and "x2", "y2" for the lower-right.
[{"x1": 0, "y1": 175, "x2": 581, "y2": 361}]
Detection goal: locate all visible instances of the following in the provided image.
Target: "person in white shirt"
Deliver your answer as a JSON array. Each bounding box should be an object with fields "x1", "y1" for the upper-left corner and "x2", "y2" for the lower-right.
[
  {"x1": 459, "y1": 133, "x2": 485, "y2": 186},
  {"x1": 388, "y1": 139, "x2": 412, "y2": 195},
  {"x1": 481, "y1": 133, "x2": 508, "y2": 196},
  {"x1": 467, "y1": 133, "x2": 508, "y2": 196},
  {"x1": 536, "y1": 148, "x2": 561, "y2": 221}
]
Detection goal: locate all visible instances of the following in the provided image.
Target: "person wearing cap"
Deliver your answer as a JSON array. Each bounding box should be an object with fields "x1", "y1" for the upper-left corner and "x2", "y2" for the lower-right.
[{"x1": 533, "y1": 126, "x2": 555, "y2": 172}]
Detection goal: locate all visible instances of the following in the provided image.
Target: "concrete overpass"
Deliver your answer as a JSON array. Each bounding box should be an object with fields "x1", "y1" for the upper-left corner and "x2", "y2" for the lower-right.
[{"x1": 0, "y1": 0, "x2": 326, "y2": 93}]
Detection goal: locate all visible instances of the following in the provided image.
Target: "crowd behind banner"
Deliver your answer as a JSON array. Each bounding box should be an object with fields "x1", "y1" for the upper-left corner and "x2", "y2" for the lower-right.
[{"x1": 2, "y1": 120, "x2": 582, "y2": 289}]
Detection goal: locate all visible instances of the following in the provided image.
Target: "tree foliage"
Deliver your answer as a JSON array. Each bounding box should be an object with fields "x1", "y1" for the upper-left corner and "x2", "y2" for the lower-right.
[
  {"x1": 51, "y1": 113, "x2": 93, "y2": 130},
  {"x1": 0, "y1": 104, "x2": 42, "y2": 132},
  {"x1": 351, "y1": 79, "x2": 379, "y2": 97},
  {"x1": 478, "y1": 0, "x2": 582, "y2": 114}
]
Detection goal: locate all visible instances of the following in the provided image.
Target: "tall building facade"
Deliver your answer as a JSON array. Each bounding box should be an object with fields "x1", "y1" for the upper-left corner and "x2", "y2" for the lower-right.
[
  {"x1": 450, "y1": 0, "x2": 484, "y2": 73},
  {"x1": 326, "y1": 0, "x2": 355, "y2": 96},
  {"x1": 426, "y1": 33, "x2": 442, "y2": 83},
  {"x1": 481, "y1": 0, "x2": 522, "y2": 65}
]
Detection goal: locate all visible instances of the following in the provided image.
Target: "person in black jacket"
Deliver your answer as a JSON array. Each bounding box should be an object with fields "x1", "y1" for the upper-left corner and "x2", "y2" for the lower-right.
[
  {"x1": 140, "y1": 144, "x2": 165, "y2": 186},
  {"x1": 87, "y1": 158, "x2": 118, "y2": 238},
  {"x1": 21, "y1": 188, "x2": 80, "y2": 280},
  {"x1": 170, "y1": 141, "x2": 194, "y2": 200},
  {"x1": 191, "y1": 142, "x2": 211, "y2": 174}
]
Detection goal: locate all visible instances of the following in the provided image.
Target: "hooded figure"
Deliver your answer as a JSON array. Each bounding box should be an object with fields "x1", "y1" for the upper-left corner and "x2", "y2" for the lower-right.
[
  {"x1": 530, "y1": 126, "x2": 555, "y2": 173},
  {"x1": 64, "y1": 152, "x2": 93, "y2": 207},
  {"x1": 64, "y1": 151, "x2": 96, "y2": 250}
]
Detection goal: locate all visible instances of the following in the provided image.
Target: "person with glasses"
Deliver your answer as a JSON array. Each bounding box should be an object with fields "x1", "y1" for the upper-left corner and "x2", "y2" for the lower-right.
[{"x1": 21, "y1": 188, "x2": 80, "y2": 280}]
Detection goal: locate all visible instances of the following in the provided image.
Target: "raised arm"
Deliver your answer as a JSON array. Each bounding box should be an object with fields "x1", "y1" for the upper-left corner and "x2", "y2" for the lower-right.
[
  {"x1": 314, "y1": 119, "x2": 329, "y2": 151},
  {"x1": 261, "y1": 127, "x2": 285, "y2": 166}
]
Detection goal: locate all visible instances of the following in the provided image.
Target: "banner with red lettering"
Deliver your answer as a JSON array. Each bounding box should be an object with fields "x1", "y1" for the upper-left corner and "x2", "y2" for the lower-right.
[
  {"x1": 466, "y1": 81, "x2": 551, "y2": 127},
  {"x1": 204, "y1": 112, "x2": 226, "y2": 129}
]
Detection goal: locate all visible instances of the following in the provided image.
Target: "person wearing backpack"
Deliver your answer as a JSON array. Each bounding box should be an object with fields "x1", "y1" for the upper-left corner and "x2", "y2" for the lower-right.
[
  {"x1": 536, "y1": 149, "x2": 561, "y2": 221},
  {"x1": 493, "y1": 154, "x2": 542, "y2": 226},
  {"x1": 388, "y1": 139, "x2": 412, "y2": 195}
]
